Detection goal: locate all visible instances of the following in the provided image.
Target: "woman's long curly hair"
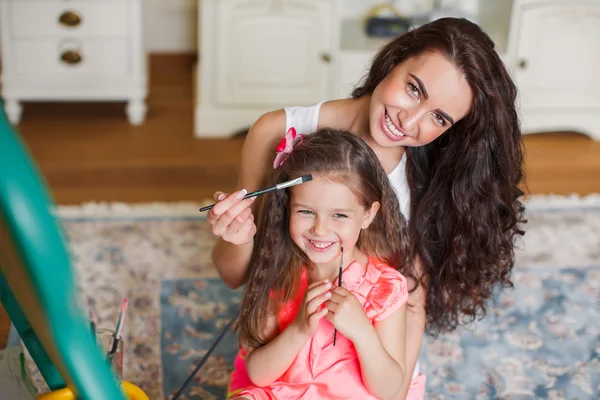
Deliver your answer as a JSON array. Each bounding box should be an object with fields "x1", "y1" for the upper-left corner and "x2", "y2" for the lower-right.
[
  {"x1": 352, "y1": 18, "x2": 526, "y2": 335},
  {"x1": 237, "y1": 129, "x2": 409, "y2": 349}
]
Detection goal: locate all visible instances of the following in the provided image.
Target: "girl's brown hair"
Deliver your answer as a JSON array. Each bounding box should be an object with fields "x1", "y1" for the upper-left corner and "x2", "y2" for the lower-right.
[
  {"x1": 237, "y1": 129, "x2": 409, "y2": 349},
  {"x1": 353, "y1": 17, "x2": 526, "y2": 335}
]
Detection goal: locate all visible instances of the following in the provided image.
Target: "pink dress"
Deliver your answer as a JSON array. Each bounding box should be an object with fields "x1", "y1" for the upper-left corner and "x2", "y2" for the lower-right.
[{"x1": 228, "y1": 258, "x2": 427, "y2": 399}]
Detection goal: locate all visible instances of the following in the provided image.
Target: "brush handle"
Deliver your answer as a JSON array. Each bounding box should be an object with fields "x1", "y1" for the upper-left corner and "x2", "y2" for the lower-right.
[
  {"x1": 199, "y1": 175, "x2": 310, "y2": 212},
  {"x1": 199, "y1": 186, "x2": 276, "y2": 212},
  {"x1": 333, "y1": 270, "x2": 341, "y2": 346},
  {"x1": 333, "y1": 253, "x2": 343, "y2": 346}
]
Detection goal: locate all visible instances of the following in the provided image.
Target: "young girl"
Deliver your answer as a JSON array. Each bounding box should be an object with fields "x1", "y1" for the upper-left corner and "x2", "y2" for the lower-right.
[
  {"x1": 229, "y1": 129, "x2": 423, "y2": 399},
  {"x1": 208, "y1": 17, "x2": 525, "y2": 397}
]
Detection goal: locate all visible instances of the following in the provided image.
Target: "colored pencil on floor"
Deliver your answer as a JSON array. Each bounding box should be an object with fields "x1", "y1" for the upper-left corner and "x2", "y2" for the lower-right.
[
  {"x1": 88, "y1": 297, "x2": 97, "y2": 340},
  {"x1": 107, "y1": 297, "x2": 129, "y2": 357}
]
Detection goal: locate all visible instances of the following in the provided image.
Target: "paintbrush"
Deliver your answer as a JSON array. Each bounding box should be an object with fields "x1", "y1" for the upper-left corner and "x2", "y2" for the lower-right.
[
  {"x1": 199, "y1": 175, "x2": 313, "y2": 212},
  {"x1": 107, "y1": 298, "x2": 129, "y2": 357},
  {"x1": 333, "y1": 247, "x2": 343, "y2": 346}
]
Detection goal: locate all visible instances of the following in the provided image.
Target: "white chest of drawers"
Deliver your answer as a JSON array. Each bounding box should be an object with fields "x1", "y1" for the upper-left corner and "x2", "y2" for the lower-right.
[{"x1": 0, "y1": 0, "x2": 147, "y2": 125}]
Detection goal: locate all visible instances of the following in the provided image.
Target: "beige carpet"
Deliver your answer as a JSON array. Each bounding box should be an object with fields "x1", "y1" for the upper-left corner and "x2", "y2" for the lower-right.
[{"x1": 22, "y1": 194, "x2": 600, "y2": 399}]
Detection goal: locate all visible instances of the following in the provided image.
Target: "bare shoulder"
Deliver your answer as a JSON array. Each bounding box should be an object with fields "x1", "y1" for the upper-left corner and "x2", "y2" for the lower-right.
[
  {"x1": 245, "y1": 109, "x2": 287, "y2": 149},
  {"x1": 238, "y1": 110, "x2": 287, "y2": 191},
  {"x1": 317, "y1": 97, "x2": 363, "y2": 131}
]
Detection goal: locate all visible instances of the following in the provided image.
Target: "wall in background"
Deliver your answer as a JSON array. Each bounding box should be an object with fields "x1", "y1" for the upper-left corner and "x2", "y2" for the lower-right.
[{"x1": 143, "y1": 0, "x2": 481, "y2": 53}]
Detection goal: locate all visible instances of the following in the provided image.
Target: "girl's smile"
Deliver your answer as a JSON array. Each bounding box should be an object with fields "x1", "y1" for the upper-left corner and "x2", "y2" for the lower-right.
[{"x1": 306, "y1": 239, "x2": 337, "y2": 252}]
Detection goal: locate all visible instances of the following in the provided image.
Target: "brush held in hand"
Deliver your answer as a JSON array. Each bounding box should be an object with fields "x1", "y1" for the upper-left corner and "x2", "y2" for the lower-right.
[
  {"x1": 333, "y1": 247, "x2": 343, "y2": 346},
  {"x1": 199, "y1": 174, "x2": 313, "y2": 212}
]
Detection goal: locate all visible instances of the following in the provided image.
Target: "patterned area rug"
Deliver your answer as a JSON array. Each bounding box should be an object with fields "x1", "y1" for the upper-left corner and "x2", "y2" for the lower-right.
[{"x1": 27, "y1": 196, "x2": 600, "y2": 399}]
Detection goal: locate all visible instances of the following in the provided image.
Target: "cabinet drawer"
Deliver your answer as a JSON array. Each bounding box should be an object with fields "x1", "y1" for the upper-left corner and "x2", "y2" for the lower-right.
[
  {"x1": 12, "y1": 38, "x2": 129, "y2": 75},
  {"x1": 9, "y1": 1, "x2": 129, "y2": 37}
]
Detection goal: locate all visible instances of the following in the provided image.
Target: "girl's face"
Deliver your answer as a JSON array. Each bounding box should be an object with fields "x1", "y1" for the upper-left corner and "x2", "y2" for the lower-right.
[
  {"x1": 289, "y1": 175, "x2": 379, "y2": 270},
  {"x1": 369, "y1": 51, "x2": 473, "y2": 148}
]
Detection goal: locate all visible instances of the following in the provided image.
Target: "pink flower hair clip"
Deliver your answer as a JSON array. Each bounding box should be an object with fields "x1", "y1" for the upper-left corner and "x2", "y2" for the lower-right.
[{"x1": 273, "y1": 127, "x2": 305, "y2": 169}]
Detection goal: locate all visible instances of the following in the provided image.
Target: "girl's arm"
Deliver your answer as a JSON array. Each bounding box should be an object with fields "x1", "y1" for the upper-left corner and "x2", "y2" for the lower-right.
[
  {"x1": 246, "y1": 280, "x2": 332, "y2": 386},
  {"x1": 353, "y1": 304, "x2": 407, "y2": 400},
  {"x1": 245, "y1": 315, "x2": 310, "y2": 387},
  {"x1": 210, "y1": 110, "x2": 287, "y2": 289}
]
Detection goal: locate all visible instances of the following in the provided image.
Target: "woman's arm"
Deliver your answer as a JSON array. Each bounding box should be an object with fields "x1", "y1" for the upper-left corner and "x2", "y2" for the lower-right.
[
  {"x1": 353, "y1": 305, "x2": 407, "y2": 400},
  {"x1": 393, "y1": 281, "x2": 426, "y2": 399},
  {"x1": 393, "y1": 258, "x2": 427, "y2": 400},
  {"x1": 210, "y1": 110, "x2": 287, "y2": 289}
]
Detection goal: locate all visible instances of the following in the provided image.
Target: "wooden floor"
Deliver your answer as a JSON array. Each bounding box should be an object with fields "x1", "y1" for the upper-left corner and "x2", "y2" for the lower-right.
[
  {"x1": 9, "y1": 54, "x2": 600, "y2": 204},
  {"x1": 1, "y1": 54, "x2": 600, "y2": 348}
]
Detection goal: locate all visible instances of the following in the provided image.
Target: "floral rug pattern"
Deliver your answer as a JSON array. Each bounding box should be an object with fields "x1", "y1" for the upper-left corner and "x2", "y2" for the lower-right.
[{"x1": 25, "y1": 199, "x2": 600, "y2": 399}]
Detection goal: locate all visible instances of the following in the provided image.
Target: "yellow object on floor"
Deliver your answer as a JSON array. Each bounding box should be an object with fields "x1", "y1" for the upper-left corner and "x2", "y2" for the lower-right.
[{"x1": 36, "y1": 382, "x2": 149, "y2": 400}]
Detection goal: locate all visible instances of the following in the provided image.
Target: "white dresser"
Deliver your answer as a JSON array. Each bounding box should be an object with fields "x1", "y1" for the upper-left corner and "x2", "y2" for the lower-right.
[{"x1": 0, "y1": 0, "x2": 148, "y2": 125}]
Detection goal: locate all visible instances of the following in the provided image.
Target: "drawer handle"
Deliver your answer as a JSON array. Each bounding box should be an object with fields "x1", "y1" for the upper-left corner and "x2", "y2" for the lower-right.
[
  {"x1": 58, "y1": 10, "x2": 81, "y2": 27},
  {"x1": 60, "y1": 50, "x2": 82, "y2": 65},
  {"x1": 320, "y1": 53, "x2": 331, "y2": 63}
]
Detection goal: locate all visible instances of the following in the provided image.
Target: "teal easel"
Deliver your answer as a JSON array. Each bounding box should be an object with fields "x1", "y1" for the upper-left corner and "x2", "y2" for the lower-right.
[{"x1": 0, "y1": 105, "x2": 129, "y2": 399}]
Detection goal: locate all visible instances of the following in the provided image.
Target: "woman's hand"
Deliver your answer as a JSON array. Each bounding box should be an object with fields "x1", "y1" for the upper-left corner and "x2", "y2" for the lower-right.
[
  {"x1": 291, "y1": 280, "x2": 331, "y2": 338},
  {"x1": 326, "y1": 286, "x2": 373, "y2": 343},
  {"x1": 206, "y1": 190, "x2": 257, "y2": 245}
]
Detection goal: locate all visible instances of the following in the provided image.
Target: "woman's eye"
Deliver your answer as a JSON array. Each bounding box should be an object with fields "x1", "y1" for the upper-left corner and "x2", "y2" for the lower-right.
[
  {"x1": 432, "y1": 113, "x2": 446, "y2": 126},
  {"x1": 407, "y1": 82, "x2": 419, "y2": 98}
]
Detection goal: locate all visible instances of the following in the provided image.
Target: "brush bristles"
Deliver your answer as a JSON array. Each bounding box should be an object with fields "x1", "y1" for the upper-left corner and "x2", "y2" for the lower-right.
[{"x1": 301, "y1": 174, "x2": 312, "y2": 182}]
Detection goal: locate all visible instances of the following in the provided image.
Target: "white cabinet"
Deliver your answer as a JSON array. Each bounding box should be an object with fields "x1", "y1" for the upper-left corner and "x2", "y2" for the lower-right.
[
  {"x1": 0, "y1": 0, "x2": 148, "y2": 126},
  {"x1": 195, "y1": 0, "x2": 600, "y2": 139},
  {"x1": 506, "y1": 0, "x2": 600, "y2": 139},
  {"x1": 195, "y1": 0, "x2": 340, "y2": 137}
]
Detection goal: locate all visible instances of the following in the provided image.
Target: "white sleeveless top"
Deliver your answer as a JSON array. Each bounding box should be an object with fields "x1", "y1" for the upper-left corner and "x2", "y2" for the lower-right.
[
  {"x1": 284, "y1": 101, "x2": 411, "y2": 220},
  {"x1": 284, "y1": 101, "x2": 420, "y2": 379}
]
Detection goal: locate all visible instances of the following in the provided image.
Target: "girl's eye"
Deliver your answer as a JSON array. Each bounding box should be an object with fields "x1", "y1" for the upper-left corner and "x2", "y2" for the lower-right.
[
  {"x1": 333, "y1": 213, "x2": 348, "y2": 219},
  {"x1": 432, "y1": 112, "x2": 447, "y2": 126},
  {"x1": 298, "y1": 209, "x2": 313, "y2": 215},
  {"x1": 407, "y1": 82, "x2": 419, "y2": 99}
]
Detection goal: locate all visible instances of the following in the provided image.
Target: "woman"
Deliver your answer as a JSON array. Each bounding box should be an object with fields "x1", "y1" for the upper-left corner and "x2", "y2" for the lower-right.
[{"x1": 207, "y1": 17, "x2": 525, "y2": 398}]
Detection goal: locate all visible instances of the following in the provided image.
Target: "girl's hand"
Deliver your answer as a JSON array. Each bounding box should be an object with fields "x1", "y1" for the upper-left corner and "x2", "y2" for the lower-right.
[
  {"x1": 206, "y1": 190, "x2": 257, "y2": 245},
  {"x1": 291, "y1": 280, "x2": 331, "y2": 338},
  {"x1": 326, "y1": 286, "x2": 373, "y2": 343}
]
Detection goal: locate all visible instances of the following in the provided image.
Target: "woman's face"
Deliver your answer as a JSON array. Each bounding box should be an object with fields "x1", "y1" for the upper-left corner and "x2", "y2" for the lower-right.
[{"x1": 369, "y1": 51, "x2": 473, "y2": 148}]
